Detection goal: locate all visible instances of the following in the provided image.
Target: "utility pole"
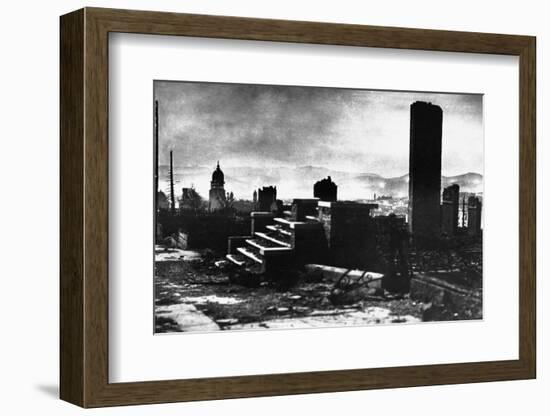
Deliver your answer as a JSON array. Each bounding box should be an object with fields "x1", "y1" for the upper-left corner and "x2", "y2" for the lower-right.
[
  {"x1": 154, "y1": 100, "x2": 159, "y2": 214},
  {"x1": 169, "y1": 150, "x2": 176, "y2": 214}
]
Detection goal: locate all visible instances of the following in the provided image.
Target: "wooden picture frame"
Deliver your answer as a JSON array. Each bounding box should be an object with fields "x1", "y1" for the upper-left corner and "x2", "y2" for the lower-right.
[{"x1": 60, "y1": 7, "x2": 536, "y2": 408}]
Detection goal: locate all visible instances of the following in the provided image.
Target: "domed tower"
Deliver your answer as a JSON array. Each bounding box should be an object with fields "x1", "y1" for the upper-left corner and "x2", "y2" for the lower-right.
[{"x1": 208, "y1": 161, "x2": 226, "y2": 211}]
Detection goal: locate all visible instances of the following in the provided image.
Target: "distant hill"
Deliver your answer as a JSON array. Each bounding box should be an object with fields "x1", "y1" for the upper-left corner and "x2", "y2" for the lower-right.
[{"x1": 159, "y1": 165, "x2": 483, "y2": 201}]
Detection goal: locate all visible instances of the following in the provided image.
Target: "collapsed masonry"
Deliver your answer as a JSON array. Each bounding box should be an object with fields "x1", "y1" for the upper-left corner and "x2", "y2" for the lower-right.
[{"x1": 226, "y1": 199, "x2": 379, "y2": 275}]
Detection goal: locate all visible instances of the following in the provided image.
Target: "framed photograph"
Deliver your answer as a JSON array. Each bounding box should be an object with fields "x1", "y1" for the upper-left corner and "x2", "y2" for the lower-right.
[{"x1": 60, "y1": 7, "x2": 536, "y2": 408}]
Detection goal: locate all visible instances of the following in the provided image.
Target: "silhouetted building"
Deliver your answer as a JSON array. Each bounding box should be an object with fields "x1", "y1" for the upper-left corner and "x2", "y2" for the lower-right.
[
  {"x1": 257, "y1": 186, "x2": 277, "y2": 212},
  {"x1": 252, "y1": 189, "x2": 258, "y2": 204},
  {"x1": 179, "y1": 187, "x2": 202, "y2": 212},
  {"x1": 467, "y1": 196, "x2": 482, "y2": 236},
  {"x1": 314, "y1": 176, "x2": 337, "y2": 202},
  {"x1": 208, "y1": 161, "x2": 226, "y2": 211},
  {"x1": 461, "y1": 196, "x2": 467, "y2": 228},
  {"x1": 408, "y1": 101, "x2": 443, "y2": 239},
  {"x1": 157, "y1": 191, "x2": 169, "y2": 211},
  {"x1": 441, "y1": 184, "x2": 459, "y2": 236}
]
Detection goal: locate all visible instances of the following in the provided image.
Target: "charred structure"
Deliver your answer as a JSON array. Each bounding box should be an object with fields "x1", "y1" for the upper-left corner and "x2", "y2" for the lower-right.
[
  {"x1": 313, "y1": 176, "x2": 338, "y2": 202},
  {"x1": 441, "y1": 184, "x2": 460, "y2": 236},
  {"x1": 467, "y1": 196, "x2": 482, "y2": 236},
  {"x1": 256, "y1": 186, "x2": 277, "y2": 212},
  {"x1": 408, "y1": 101, "x2": 443, "y2": 240}
]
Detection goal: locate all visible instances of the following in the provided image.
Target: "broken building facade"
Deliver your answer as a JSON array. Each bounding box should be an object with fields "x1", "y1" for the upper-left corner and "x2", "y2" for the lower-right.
[
  {"x1": 256, "y1": 186, "x2": 277, "y2": 212},
  {"x1": 179, "y1": 187, "x2": 202, "y2": 212},
  {"x1": 467, "y1": 196, "x2": 482, "y2": 236},
  {"x1": 313, "y1": 176, "x2": 338, "y2": 202},
  {"x1": 441, "y1": 184, "x2": 460, "y2": 236},
  {"x1": 440, "y1": 184, "x2": 483, "y2": 236}
]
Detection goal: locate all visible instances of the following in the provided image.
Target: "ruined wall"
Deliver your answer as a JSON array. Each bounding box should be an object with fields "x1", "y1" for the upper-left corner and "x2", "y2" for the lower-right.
[
  {"x1": 313, "y1": 176, "x2": 337, "y2": 202},
  {"x1": 441, "y1": 184, "x2": 460, "y2": 236},
  {"x1": 257, "y1": 186, "x2": 277, "y2": 212},
  {"x1": 158, "y1": 211, "x2": 250, "y2": 251},
  {"x1": 291, "y1": 198, "x2": 319, "y2": 221},
  {"x1": 467, "y1": 196, "x2": 482, "y2": 236},
  {"x1": 317, "y1": 201, "x2": 378, "y2": 268}
]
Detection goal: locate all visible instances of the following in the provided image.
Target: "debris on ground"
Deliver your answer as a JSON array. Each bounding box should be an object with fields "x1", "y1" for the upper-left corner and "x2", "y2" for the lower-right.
[{"x1": 154, "y1": 248, "x2": 427, "y2": 333}]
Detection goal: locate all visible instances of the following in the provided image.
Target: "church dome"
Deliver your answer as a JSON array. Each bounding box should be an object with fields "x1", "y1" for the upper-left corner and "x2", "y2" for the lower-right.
[{"x1": 211, "y1": 161, "x2": 224, "y2": 184}]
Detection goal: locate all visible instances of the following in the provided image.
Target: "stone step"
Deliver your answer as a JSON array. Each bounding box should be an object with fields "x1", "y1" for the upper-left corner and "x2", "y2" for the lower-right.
[
  {"x1": 246, "y1": 240, "x2": 293, "y2": 258},
  {"x1": 237, "y1": 246, "x2": 264, "y2": 264},
  {"x1": 265, "y1": 224, "x2": 292, "y2": 236},
  {"x1": 246, "y1": 237, "x2": 289, "y2": 250},
  {"x1": 274, "y1": 217, "x2": 306, "y2": 229},
  {"x1": 226, "y1": 253, "x2": 247, "y2": 266},
  {"x1": 228, "y1": 252, "x2": 263, "y2": 273},
  {"x1": 268, "y1": 229, "x2": 293, "y2": 245},
  {"x1": 255, "y1": 231, "x2": 292, "y2": 248}
]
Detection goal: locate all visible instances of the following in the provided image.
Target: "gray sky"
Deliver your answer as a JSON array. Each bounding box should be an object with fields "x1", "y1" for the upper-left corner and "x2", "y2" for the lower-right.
[{"x1": 154, "y1": 81, "x2": 483, "y2": 177}]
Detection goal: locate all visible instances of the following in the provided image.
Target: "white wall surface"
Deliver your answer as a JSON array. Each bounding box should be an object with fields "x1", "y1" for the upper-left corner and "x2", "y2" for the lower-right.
[{"x1": 0, "y1": 0, "x2": 546, "y2": 414}]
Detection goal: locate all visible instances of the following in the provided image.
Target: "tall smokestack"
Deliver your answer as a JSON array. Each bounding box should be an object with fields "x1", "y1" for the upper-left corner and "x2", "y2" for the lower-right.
[
  {"x1": 408, "y1": 101, "x2": 443, "y2": 240},
  {"x1": 170, "y1": 150, "x2": 175, "y2": 214}
]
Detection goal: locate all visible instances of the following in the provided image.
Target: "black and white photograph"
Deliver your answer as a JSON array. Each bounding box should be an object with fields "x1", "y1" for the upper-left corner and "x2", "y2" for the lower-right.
[{"x1": 153, "y1": 80, "x2": 483, "y2": 333}]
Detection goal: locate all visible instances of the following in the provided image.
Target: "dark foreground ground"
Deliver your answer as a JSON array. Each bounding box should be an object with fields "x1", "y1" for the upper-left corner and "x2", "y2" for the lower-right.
[{"x1": 154, "y1": 246, "x2": 482, "y2": 333}]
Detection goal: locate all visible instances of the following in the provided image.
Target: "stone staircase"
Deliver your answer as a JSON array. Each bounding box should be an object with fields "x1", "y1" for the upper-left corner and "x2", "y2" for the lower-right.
[
  {"x1": 226, "y1": 200, "x2": 324, "y2": 274},
  {"x1": 226, "y1": 199, "x2": 379, "y2": 275}
]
